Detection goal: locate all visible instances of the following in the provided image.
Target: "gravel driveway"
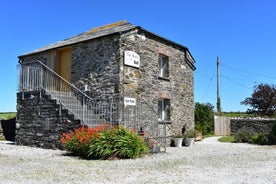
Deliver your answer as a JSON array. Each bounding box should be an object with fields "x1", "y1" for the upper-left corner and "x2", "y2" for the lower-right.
[{"x1": 0, "y1": 137, "x2": 275, "y2": 184}]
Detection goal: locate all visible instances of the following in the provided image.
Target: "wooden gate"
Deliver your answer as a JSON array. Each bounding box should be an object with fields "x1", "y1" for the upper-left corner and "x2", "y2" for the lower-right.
[{"x1": 214, "y1": 116, "x2": 231, "y2": 136}]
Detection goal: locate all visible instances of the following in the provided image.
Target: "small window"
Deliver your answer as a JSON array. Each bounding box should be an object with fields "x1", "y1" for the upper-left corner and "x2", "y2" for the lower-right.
[
  {"x1": 158, "y1": 55, "x2": 169, "y2": 79},
  {"x1": 158, "y1": 99, "x2": 171, "y2": 122}
]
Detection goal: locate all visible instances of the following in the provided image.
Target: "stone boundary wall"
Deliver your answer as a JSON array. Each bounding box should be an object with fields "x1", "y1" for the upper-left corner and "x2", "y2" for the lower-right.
[{"x1": 230, "y1": 119, "x2": 276, "y2": 135}]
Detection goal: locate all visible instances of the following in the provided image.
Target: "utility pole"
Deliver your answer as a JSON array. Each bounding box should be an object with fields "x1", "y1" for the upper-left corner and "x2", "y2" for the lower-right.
[{"x1": 217, "y1": 56, "x2": 221, "y2": 113}]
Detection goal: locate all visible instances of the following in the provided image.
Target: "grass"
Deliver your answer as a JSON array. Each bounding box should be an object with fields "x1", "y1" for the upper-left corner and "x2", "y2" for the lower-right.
[
  {"x1": 218, "y1": 136, "x2": 235, "y2": 143},
  {"x1": 0, "y1": 112, "x2": 16, "y2": 120},
  {"x1": 202, "y1": 133, "x2": 215, "y2": 139}
]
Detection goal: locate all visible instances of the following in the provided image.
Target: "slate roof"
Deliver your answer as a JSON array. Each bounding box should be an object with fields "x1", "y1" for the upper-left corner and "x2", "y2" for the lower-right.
[{"x1": 19, "y1": 20, "x2": 193, "y2": 63}]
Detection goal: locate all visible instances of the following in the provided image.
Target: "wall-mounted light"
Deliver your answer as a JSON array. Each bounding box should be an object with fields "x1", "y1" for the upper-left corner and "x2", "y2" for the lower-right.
[{"x1": 84, "y1": 84, "x2": 90, "y2": 92}]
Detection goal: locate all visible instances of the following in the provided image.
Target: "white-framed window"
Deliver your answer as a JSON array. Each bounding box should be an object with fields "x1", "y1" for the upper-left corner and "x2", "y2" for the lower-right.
[
  {"x1": 158, "y1": 99, "x2": 171, "y2": 122},
  {"x1": 158, "y1": 54, "x2": 169, "y2": 79}
]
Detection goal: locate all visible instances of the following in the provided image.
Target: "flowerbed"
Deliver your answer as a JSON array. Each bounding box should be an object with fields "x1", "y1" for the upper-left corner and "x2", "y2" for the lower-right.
[{"x1": 60, "y1": 124, "x2": 149, "y2": 159}]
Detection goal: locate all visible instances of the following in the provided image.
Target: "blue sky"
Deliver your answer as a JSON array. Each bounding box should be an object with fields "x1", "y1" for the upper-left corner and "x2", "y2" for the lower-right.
[{"x1": 1, "y1": 0, "x2": 276, "y2": 112}]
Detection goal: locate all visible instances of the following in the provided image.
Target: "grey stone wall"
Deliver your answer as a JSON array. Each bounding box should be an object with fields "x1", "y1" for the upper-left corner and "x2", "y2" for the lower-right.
[
  {"x1": 20, "y1": 53, "x2": 48, "y2": 64},
  {"x1": 231, "y1": 119, "x2": 276, "y2": 135},
  {"x1": 118, "y1": 29, "x2": 195, "y2": 135},
  {"x1": 71, "y1": 35, "x2": 121, "y2": 97},
  {"x1": 16, "y1": 91, "x2": 80, "y2": 149}
]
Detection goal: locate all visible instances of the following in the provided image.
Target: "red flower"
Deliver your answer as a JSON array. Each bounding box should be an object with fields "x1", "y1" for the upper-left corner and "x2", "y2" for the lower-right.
[{"x1": 59, "y1": 124, "x2": 112, "y2": 145}]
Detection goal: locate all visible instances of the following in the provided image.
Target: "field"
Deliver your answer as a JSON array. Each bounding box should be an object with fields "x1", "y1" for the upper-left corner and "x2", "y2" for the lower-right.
[
  {"x1": 0, "y1": 112, "x2": 16, "y2": 120},
  {"x1": 221, "y1": 111, "x2": 256, "y2": 118}
]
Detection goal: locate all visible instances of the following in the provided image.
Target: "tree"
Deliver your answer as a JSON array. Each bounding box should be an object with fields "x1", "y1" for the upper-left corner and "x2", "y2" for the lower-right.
[
  {"x1": 241, "y1": 83, "x2": 276, "y2": 117},
  {"x1": 194, "y1": 102, "x2": 214, "y2": 135}
]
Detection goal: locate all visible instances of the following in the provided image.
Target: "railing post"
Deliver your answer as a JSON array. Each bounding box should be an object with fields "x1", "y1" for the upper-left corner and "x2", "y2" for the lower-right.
[
  {"x1": 109, "y1": 98, "x2": 112, "y2": 124},
  {"x1": 164, "y1": 122, "x2": 167, "y2": 152},
  {"x1": 59, "y1": 100, "x2": 62, "y2": 116},
  {"x1": 39, "y1": 66, "x2": 43, "y2": 98},
  {"x1": 27, "y1": 67, "x2": 30, "y2": 91},
  {"x1": 82, "y1": 96, "x2": 85, "y2": 124},
  {"x1": 19, "y1": 64, "x2": 24, "y2": 100}
]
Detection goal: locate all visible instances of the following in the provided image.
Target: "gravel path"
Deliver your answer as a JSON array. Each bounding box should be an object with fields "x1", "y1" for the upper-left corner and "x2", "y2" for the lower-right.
[{"x1": 0, "y1": 137, "x2": 276, "y2": 184}]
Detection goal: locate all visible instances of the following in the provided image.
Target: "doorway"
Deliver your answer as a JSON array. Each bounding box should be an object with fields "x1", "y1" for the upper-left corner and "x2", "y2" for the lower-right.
[{"x1": 47, "y1": 47, "x2": 72, "y2": 91}]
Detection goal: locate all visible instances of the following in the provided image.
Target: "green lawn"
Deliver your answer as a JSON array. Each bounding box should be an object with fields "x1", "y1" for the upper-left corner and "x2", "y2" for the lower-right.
[
  {"x1": 0, "y1": 112, "x2": 16, "y2": 120},
  {"x1": 218, "y1": 136, "x2": 235, "y2": 143}
]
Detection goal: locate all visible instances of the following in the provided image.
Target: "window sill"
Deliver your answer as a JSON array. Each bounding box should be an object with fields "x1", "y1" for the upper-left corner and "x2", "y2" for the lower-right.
[
  {"x1": 158, "y1": 76, "x2": 170, "y2": 81},
  {"x1": 158, "y1": 120, "x2": 171, "y2": 124}
]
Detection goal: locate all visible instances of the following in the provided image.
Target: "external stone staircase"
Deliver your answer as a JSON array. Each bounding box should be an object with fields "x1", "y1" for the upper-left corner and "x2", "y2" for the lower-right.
[{"x1": 45, "y1": 90, "x2": 109, "y2": 127}]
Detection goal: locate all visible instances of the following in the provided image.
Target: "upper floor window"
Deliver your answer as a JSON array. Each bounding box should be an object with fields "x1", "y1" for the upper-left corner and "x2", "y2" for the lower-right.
[{"x1": 158, "y1": 54, "x2": 169, "y2": 79}]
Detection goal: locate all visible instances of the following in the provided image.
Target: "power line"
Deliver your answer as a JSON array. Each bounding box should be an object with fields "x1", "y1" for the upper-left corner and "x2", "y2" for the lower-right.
[
  {"x1": 201, "y1": 74, "x2": 214, "y2": 101},
  {"x1": 223, "y1": 75, "x2": 264, "y2": 85},
  {"x1": 220, "y1": 75, "x2": 252, "y2": 90},
  {"x1": 196, "y1": 61, "x2": 273, "y2": 103},
  {"x1": 196, "y1": 63, "x2": 216, "y2": 73},
  {"x1": 195, "y1": 71, "x2": 213, "y2": 78},
  {"x1": 221, "y1": 63, "x2": 276, "y2": 79}
]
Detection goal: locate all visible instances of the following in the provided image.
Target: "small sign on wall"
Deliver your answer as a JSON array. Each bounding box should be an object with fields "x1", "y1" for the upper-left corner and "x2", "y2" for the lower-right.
[
  {"x1": 124, "y1": 97, "x2": 136, "y2": 106},
  {"x1": 124, "y1": 51, "x2": 140, "y2": 68}
]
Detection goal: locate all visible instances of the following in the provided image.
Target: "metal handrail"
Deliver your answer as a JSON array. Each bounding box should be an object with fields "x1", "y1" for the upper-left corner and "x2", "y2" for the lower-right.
[{"x1": 34, "y1": 60, "x2": 92, "y2": 100}]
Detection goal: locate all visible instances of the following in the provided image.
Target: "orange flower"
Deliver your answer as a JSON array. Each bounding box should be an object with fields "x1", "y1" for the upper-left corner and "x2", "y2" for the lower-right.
[{"x1": 59, "y1": 124, "x2": 112, "y2": 145}]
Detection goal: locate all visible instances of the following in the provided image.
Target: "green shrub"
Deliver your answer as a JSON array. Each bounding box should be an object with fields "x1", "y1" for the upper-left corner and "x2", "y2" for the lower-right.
[
  {"x1": 60, "y1": 125, "x2": 148, "y2": 159},
  {"x1": 88, "y1": 126, "x2": 148, "y2": 159},
  {"x1": 250, "y1": 133, "x2": 268, "y2": 145},
  {"x1": 194, "y1": 102, "x2": 214, "y2": 135},
  {"x1": 235, "y1": 131, "x2": 271, "y2": 145},
  {"x1": 184, "y1": 130, "x2": 196, "y2": 138},
  {"x1": 234, "y1": 130, "x2": 253, "y2": 143},
  {"x1": 268, "y1": 123, "x2": 276, "y2": 145},
  {"x1": 60, "y1": 125, "x2": 111, "y2": 157},
  {"x1": 232, "y1": 124, "x2": 276, "y2": 145}
]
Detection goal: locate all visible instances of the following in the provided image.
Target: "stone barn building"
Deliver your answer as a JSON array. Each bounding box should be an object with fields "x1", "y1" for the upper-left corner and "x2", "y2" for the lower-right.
[{"x1": 17, "y1": 21, "x2": 196, "y2": 151}]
